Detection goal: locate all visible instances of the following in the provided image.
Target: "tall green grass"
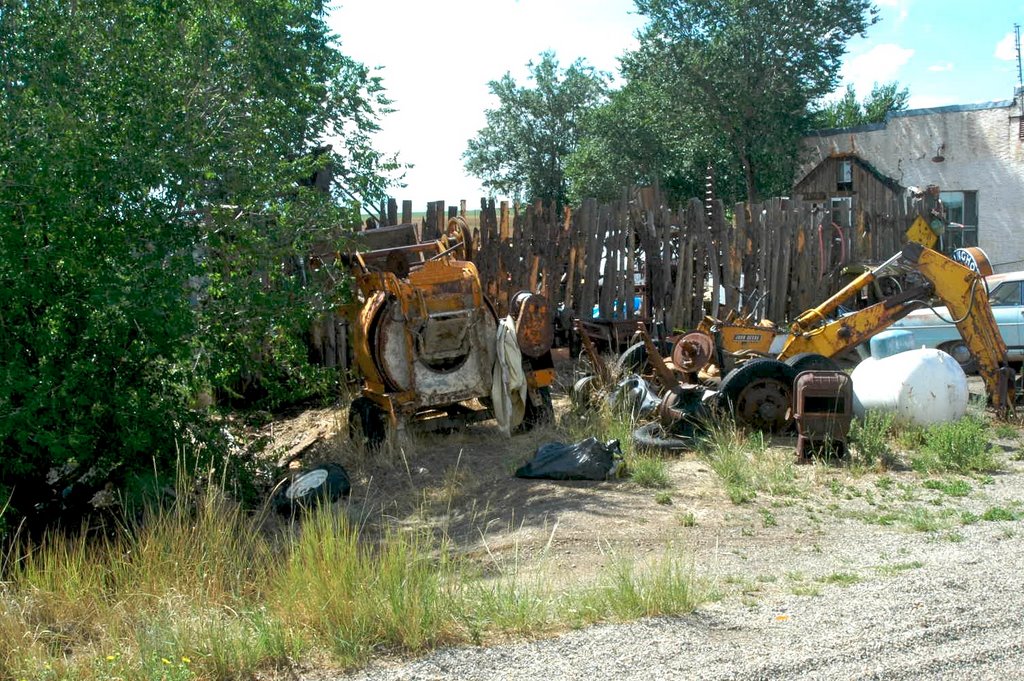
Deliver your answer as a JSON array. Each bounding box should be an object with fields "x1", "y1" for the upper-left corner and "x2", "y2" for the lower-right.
[
  {"x1": 575, "y1": 552, "x2": 715, "y2": 622},
  {"x1": 270, "y1": 511, "x2": 462, "y2": 665},
  {"x1": 910, "y1": 415, "x2": 998, "y2": 474},
  {"x1": 696, "y1": 420, "x2": 799, "y2": 503},
  {"x1": 849, "y1": 409, "x2": 897, "y2": 470}
]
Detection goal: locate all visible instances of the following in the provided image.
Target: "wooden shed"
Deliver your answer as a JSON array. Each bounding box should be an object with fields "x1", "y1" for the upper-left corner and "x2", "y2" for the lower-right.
[{"x1": 793, "y1": 152, "x2": 904, "y2": 232}]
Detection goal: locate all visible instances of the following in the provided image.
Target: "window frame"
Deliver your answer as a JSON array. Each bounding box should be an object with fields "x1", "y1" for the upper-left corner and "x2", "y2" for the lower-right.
[{"x1": 938, "y1": 190, "x2": 978, "y2": 253}]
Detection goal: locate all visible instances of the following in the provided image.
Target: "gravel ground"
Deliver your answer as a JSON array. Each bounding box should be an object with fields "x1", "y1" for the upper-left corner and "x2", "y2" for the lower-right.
[{"x1": 323, "y1": 456, "x2": 1024, "y2": 681}]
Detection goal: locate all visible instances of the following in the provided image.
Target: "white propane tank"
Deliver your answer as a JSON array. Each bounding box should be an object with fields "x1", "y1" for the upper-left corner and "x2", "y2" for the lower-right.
[{"x1": 851, "y1": 348, "x2": 969, "y2": 426}]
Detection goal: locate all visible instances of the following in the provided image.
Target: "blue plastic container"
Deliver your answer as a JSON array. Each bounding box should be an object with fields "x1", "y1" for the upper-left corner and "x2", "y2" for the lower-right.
[{"x1": 869, "y1": 329, "x2": 914, "y2": 359}]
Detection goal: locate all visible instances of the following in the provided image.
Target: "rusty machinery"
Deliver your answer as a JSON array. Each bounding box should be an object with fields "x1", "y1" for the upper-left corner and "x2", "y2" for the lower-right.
[
  {"x1": 678, "y1": 243, "x2": 1017, "y2": 433},
  {"x1": 345, "y1": 233, "x2": 555, "y2": 448},
  {"x1": 792, "y1": 370, "x2": 854, "y2": 459}
]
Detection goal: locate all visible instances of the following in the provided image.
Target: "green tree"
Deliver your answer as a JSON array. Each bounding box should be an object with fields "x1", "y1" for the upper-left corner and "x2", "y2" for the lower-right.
[
  {"x1": 0, "y1": 0, "x2": 395, "y2": 532},
  {"x1": 863, "y1": 81, "x2": 910, "y2": 123},
  {"x1": 463, "y1": 51, "x2": 609, "y2": 206},
  {"x1": 626, "y1": 0, "x2": 878, "y2": 204},
  {"x1": 566, "y1": 79, "x2": 748, "y2": 205},
  {"x1": 565, "y1": 80, "x2": 676, "y2": 203},
  {"x1": 814, "y1": 81, "x2": 910, "y2": 128}
]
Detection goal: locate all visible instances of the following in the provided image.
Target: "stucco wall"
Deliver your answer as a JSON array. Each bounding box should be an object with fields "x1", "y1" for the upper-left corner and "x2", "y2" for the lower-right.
[{"x1": 803, "y1": 96, "x2": 1024, "y2": 273}]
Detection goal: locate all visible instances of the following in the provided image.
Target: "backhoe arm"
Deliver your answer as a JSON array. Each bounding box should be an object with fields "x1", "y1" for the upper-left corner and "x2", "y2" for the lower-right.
[
  {"x1": 778, "y1": 243, "x2": 1015, "y2": 411},
  {"x1": 903, "y1": 243, "x2": 1015, "y2": 411}
]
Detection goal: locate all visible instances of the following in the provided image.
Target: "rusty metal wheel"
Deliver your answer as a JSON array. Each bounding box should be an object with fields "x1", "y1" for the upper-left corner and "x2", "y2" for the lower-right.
[
  {"x1": 672, "y1": 331, "x2": 715, "y2": 373},
  {"x1": 717, "y1": 359, "x2": 797, "y2": 433}
]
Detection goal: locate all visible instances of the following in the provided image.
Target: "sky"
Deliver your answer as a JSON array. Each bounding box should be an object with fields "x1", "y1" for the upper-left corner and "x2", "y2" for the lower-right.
[{"x1": 328, "y1": 0, "x2": 1024, "y2": 208}]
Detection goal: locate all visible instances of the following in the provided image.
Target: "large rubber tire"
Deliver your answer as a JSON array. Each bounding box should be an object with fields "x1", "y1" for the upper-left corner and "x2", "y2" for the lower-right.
[
  {"x1": 632, "y1": 421, "x2": 695, "y2": 453},
  {"x1": 273, "y1": 463, "x2": 351, "y2": 514},
  {"x1": 520, "y1": 386, "x2": 554, "y2": 430},
  {"x1": 348, "y1": 396, "x2": 388, "y2": 450},
  {"x1": 716, "y1": 358, "x2": 798, "y2": 433},
  {"x1": 784, "y1": 352, "x2": 842, "y2": 374},
  {"x1": 939, "y1": 340, "x2": 979, "y2": 375}
]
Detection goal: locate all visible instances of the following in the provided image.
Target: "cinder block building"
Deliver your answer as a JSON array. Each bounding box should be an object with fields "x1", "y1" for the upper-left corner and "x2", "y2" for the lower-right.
[{"x1": 800, "y1": 91, "x2": 1024, "y2": 273}]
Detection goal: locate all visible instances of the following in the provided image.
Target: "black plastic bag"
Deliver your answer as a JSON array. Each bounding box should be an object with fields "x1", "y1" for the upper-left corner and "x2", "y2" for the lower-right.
[{"x1": 515, "y1": 438, "x2": 623, "y2": 480}]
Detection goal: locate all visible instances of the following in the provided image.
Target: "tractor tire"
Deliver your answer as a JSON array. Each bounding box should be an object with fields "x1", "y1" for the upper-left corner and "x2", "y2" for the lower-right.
[
  {"x1": 784, "y1": 352, "x2": 842, "y2": 374},
  {"x1": 348, "y1": 396, "x2": 388, "y2": 450},
  {"x1": 716, "y1": 358, "x2": 798, "y2": 433}
]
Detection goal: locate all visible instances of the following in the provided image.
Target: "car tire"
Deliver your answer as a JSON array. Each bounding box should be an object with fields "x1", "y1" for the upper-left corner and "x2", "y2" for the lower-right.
[
  {"x1": 615, "y1": 340, "x2": 673, "y2": 375},
  {"x1": 938, "y1": 341, "x2": 979, "y2": 375},
  {"x1": 632, "y1": 421, "x2": 694, "y2": 453},
  {"x1": 273, "y1": 463, "x2": 351, "y2": 514}
]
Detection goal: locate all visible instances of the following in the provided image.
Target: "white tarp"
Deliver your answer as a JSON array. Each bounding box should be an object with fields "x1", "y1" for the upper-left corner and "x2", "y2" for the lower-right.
[{"x1": 492, "y1": 316, "x2": 526, "y2": 436}]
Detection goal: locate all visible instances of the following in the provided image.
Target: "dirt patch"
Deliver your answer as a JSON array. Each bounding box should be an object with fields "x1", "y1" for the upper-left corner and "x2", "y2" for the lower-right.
[{"x1": 255, "y1": 361, "x2": 1024, "y2": 603}]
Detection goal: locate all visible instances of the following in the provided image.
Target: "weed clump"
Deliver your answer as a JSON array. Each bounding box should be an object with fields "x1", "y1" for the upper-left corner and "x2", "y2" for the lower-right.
[
  {"x1": 848, "y1": 409, "x2": 896, "y2": 470},
  {"x1": 697, "y1": 420, "x2": 798, "y2": 503},
  {"x1": 630, "y1": 455, "x2": 671, "y2": 489},
  {"x1": 910, "y1": 416, "x2": 998, "y2": 474}
]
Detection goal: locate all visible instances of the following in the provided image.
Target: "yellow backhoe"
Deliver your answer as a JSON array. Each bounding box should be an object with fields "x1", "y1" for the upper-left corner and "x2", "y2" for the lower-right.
[{"x1": 682, "y1": 242, "x2": 1016, "y2": 431}]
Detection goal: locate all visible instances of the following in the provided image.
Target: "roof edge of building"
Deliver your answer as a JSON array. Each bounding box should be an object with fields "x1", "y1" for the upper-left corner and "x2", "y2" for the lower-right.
[{"x1": 808, "y1": 97, "x2": 1016, "y2": 137}]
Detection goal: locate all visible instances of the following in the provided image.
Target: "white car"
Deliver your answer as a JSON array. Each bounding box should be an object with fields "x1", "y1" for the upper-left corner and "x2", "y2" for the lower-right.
[{"x1": 888, "y1": 271, "x2": 1024, "y2": 371}]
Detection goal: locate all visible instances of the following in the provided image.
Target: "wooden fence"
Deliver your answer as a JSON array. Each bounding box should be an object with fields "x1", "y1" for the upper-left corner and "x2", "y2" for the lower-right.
[
  {"x1": 310, "y1": 186, "x2": 927, "y2": 368},
  {"x1": 471, "y1": 186, "x2": 921, "y2": 333}
]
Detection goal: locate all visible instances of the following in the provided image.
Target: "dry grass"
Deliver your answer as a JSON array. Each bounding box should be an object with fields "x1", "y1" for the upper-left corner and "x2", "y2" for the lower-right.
[{"x1": 0, "y1": 462, "x2": 713, "y2": 680}]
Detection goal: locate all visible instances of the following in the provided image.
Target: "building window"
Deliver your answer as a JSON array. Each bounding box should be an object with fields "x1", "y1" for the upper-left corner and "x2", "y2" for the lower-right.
[
  {"x1": 939, "y1": 190, "x2": 978, "y2": 253},
  {"x1": 836, "y1": 159, "x2": 853, "y2": 192},
  {"x1": 831, "y1": 196, "x2": 852, "y2": 230}
]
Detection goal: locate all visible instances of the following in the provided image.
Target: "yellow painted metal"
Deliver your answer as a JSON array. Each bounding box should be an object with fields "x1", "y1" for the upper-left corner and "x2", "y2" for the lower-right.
[
  {"x1": 696, "y1": 316, "x2": 777, "y2": 355},
  {"x1": 778, "y1": 243, "x2": 1015, "y2": 412},
  {"x1": 347, "y1": 236, "x2": 556, "y2": 430},
  {"x1": 903, "y1": 243, "x2": 1013, "y2": 411},
  {"x1": 352, "y1": 291, "x2": 387, "y2": 388},
  {"x1": 905, "y1": 214, "x2": 939, "y2": 249},
  {"x1": 527, "y1": 368, "x2": 556, "y2": 390}
]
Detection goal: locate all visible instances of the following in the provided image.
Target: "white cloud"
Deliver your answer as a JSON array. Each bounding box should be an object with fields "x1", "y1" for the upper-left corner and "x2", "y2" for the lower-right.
[
  {"x1": 995, "y1": 32, "x2": 1017, "y2": 61},
  {"x1": 842, "y1": 43, "x2": 915, "y2": 95},
  {"x1": 907, "y1": 94, "x2": 956, "y2": 109},
  {"x1": 327, "y1": 0, "x2": 644, "y2": 207},
  {"x1": 927, "y1": 62, "x2": 954, "y2": 73}
]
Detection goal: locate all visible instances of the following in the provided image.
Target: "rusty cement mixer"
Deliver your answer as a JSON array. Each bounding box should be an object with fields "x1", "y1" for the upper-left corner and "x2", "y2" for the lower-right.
[{"x1": 345, "y1": 227, "x2": 555, "y2": 448}]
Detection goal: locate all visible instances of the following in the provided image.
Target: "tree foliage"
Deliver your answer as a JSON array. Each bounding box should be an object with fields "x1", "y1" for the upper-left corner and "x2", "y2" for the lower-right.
[
  {"x1": 0, "y1": 0, "x2": 395, "y2": 532},
  {"x1": 463, "y1": 51, "x2": 609, "y2": 206},
  {"x1": 615, "y1": 0, "x2": 878, "y2": 204},
  {"x1": 813, "y1": 81, "x2": 910, "y2": 129},
  {"x1": 566, "y1": 78, "x2": 749, "y2": 205}
]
